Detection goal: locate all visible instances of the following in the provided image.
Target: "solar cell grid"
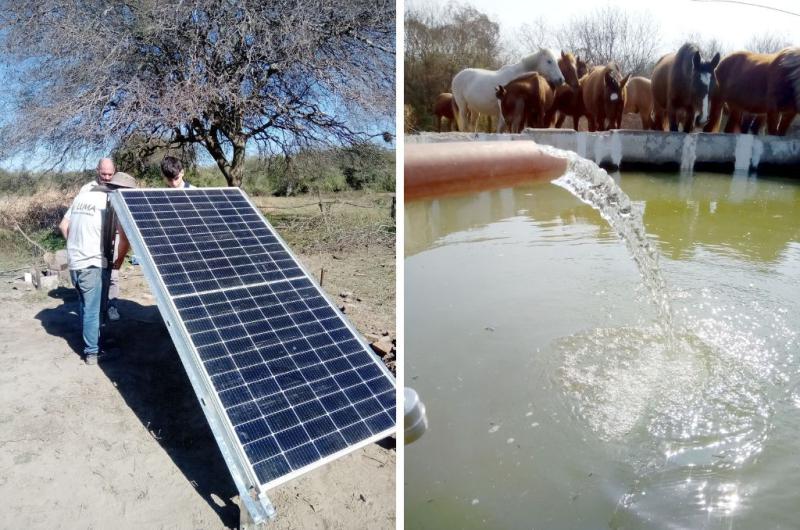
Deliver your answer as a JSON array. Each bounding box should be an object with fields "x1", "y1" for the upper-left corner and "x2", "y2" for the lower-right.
[{"x1": 113, "y1": 187, "x2": 395, "y2": 493}]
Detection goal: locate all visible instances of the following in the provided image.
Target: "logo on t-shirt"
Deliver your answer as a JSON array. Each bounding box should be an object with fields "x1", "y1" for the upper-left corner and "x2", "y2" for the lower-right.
[{"x1": 73, "y1": 201, "x2": 97, "y2": 214}]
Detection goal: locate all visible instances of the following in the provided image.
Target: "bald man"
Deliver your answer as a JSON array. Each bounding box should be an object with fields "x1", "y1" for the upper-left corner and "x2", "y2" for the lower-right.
[{"x1": 77, "y1": 159, "x2": 124, "y2": 321}]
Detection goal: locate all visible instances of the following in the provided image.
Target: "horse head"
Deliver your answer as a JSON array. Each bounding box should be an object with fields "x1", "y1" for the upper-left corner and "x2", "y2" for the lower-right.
[
  {"x1": 559, "y1": 51, "x2": 580, "y2": 90},
  {"x1": 603, "y1": 66, "x2": 627, "y2": 105},
  {"x1": 691, "y1": 50, "x2": 721, "y2": 125},
  {"x1": 520, "y1": 49, "x2": 565, "y2": 88}
]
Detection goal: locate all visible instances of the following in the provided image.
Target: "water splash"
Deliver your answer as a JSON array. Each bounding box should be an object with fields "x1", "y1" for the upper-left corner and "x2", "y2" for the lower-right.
[
  {"x1": 545, "y1": 147, "x2": 676, "y2": 339},
  {"x1": 680, "y1": 134, "x2": 697, "y2": 174}
]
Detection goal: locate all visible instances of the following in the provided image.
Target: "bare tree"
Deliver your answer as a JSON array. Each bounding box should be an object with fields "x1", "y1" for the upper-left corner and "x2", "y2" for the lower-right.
[
  {"x1": 404, "y1": 2, "x2": 501, "y2": 130},
  {"x1": 745, "y1": 33, "x2": 794, "y2": 53},
  {"x1": 0, "y1": 0, "x2": 394, "y2": 187},
  {"x1": 505, "y1": 18, "x2": 555, "y2": 63},
  {"x1": 671, "y1": 33, "x2": 729, "y2": 66},
  {"x1": 555, "y1": 6, "x2": 661, "y2": 76}
]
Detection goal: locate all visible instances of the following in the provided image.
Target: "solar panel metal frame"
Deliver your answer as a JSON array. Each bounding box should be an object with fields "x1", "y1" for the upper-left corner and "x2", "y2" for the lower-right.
[{"x1": 110, "y1": 187, "x2": 396, "y2": 522}]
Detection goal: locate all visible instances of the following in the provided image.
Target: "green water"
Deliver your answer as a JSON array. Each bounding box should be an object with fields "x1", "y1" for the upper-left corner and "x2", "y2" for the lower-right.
[{"x1": 404, "y1": 172, "x2": 800, "y2": 529}]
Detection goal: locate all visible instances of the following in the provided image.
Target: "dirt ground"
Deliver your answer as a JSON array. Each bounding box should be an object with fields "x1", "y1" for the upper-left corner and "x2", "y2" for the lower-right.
[{"x1": 0, "y1": 244, "x2": 396, "y2": 530}]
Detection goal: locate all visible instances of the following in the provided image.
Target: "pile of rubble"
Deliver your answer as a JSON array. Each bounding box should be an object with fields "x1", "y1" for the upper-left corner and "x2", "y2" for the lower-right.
[{"x1": 337, "y1": 290, "x2": 396, "y2": 375}]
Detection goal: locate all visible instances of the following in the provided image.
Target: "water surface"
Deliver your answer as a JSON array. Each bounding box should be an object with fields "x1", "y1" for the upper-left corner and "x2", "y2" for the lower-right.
[{"x1": 405, "y1": 172, "x2": 800, "y2": 529}]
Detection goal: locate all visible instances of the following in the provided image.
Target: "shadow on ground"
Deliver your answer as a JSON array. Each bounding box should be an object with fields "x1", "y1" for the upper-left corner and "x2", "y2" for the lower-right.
[{"x1": 35, "y1": 288, "x2": 240, "y2": 527}]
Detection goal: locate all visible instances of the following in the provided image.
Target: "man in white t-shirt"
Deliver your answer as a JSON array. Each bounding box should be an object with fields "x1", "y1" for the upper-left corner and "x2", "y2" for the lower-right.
[
  {"x1": 78, "y1": 158, "x2": 126, "y2": 321},
  {"x1": 59, "y1": 171, "x2": 137, "y2": 364}
]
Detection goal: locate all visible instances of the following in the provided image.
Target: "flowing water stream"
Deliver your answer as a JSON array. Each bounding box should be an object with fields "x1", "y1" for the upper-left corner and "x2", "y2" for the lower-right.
[{"x1": 549, "y1": 148, "x2": 676, "y2": 341}]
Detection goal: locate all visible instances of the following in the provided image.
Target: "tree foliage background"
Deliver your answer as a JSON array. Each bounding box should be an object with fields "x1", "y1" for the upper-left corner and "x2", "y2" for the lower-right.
[{"x1": 0, "y1": 0, "x2": 395, "y2": 187}]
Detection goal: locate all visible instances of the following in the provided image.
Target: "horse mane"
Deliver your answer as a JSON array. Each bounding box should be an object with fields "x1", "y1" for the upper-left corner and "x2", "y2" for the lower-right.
[
  {"x1": 506, "y1": 71, "x2": 543, "y2": 85},
  {"x1": 776, "y1": 47, "x2": 800, "y2": 110},
  {"x1": 519, "y1": 49, "x2": 553, "y2": 70}
]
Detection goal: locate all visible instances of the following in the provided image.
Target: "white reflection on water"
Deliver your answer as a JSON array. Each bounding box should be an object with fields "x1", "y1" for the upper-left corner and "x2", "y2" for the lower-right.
[{"x1": 560, "y1": 288, "x2": 799, "y2": 522}]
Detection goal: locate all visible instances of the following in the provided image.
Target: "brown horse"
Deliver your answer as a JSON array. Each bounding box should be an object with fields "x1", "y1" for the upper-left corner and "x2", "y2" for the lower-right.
[
  {"x1": 705, "y1": 48, "x2": 800, "y2": 135},
  {"x1": 549, "y1": 55, "x2": 590, "y2": 130},
  {"x1": 652, "y1": 43, "x2": 720, "y2": 132},
  {"x1": 622, "y1": 76, "x2": 655, "y2": 129},
  {"x1": 433, "y1": 92, "x2": 458, "y2": 132},
  {"x1": 581, "y1": 64, "x2": 630, "y2": 131},
  {"x1": 495, "y1": 72, "x2": 554, "y2": 133},
  {"x1": 558, "y1": 51, "x2": 580, "y2": 91}
]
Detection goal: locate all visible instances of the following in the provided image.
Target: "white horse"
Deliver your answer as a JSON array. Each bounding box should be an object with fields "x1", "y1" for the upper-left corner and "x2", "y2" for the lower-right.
[{"x1": 451, "y1": 49, "x2": 566, "y2": 133}]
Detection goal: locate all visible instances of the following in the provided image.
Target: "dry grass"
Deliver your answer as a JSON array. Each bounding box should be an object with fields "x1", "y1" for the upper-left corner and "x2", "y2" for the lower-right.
[
  {"x1": 0, "y1": 189, "x2": 72, "y2": 232},
  {"x1": 0, "y1": 189, "x2": 395, "y2": 268}
]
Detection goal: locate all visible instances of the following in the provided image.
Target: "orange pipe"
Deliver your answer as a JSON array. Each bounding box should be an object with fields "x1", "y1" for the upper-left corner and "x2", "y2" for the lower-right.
[{"x1": 405, "y1": 141, "x2": 569, "y2": 200}]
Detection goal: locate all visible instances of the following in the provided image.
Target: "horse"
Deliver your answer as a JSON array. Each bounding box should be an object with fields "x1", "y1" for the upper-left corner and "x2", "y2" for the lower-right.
[
  {"x1": 495, "y1": 72, "x2": 554, "y2": 133},
  {"x1": 651, "y1": 43, "x2": 720, "y2": 132},
  {"x1": 433, "y1": 92, "x2": 458, "y2": 132},
  {"x1": 451, "y1": 49, "x2": 565, "y2": 133},
  {"x1": 705, "y1": 47, "x2": 800, "y2": 135},
  {"x1": 622, "y1": 76, "x2": 655, "y2": 129},
  {"x1": 581, "y1": 64, "x2": 630, "y2": 131},
  {"x1": 544, "y1": 53, "x2": 586, "y2": 130},
  {"x1": 558, "y1": 51, "x2": 580, "y2": 91}
]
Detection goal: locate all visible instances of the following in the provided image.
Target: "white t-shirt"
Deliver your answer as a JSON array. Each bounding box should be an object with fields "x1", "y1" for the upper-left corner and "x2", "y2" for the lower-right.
[{"x1": 64, "y1": 185, "x2": 110, "y2": 270}]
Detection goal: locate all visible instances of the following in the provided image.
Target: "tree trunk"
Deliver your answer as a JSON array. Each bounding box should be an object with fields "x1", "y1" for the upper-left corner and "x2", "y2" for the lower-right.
[
  {"x1": 203, "y1": 135, "x2": 246, "y2": 187},
  {"x1": 229, "y1": 141, "x2": 246, "y2": 188}
]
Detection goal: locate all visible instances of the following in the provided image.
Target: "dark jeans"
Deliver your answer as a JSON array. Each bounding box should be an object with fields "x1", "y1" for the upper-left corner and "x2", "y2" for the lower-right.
[{"x1": 70, "y1": 267, "x2": 111, "y2": 355}]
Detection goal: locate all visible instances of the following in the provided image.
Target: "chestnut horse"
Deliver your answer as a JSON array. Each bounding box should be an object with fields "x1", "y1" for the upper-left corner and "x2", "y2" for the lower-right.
[
  {"x1": 495, "y1": 72, "x2": 554, "y2": 133},
  {"x1": 705, "y1": 48, "x2": 800, "y2": 135},
  {"x1": 433, "y1": 92, "x2": 458, "y2": 132},
  {"x1": 582, "y1": 64, "x2": 630, "y2": 131},
  {"x1": 622, "y1": 76, "x2": 655, "y2": 129},
  {"x1": 652, "y1": 43, "x2": 720, "y2": 132},
  {"x1": 551, "y1": 56, "x2": 591, "y2": 130}
]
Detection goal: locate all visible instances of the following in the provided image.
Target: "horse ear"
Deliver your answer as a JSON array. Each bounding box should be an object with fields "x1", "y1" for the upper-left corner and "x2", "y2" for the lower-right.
[{"x1": 711, "y1": 52, "x2": 721, "y2": 68}]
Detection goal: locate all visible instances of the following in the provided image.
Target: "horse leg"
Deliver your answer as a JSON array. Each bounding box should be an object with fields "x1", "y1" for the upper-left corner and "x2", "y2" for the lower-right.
[
  {"x1": 652, "y1": 108, "x2": 665, "y2": 131},
  {"x1": 641, "y1": 111, "x2": 652, "y2": 130},
  {"x1": 703, "y1": 94, "x2": 723, "y2": 133},
  {"x1": 777, "y1": 111, "x2": 796, "y2": 136},
  {"x1": 544, "y1": 107, "x2": 557, "y2": 128},
  {"x1": 586, "y1": 114, "x2": 596, "y2": 132},
  {"x1": 724, "y1": 109, "x2": 742, "y2": 134},
  {"x1": 436, "y1": 116, "x2": 442, "y2": 133},
  {"x1": 555, "y1": 112, "x2": 566, "y2": 129},
  {"x1": 766, "y1": 111, "x2": 781, "y2": 136},
  {"x1": 668, "y1": 107, "x2": 679, "y2": 132},
  {"x1": 682, "y1": 108, "x2": 694, "y2": 133},
  {"x1": 751, "y1": 115, "x2": 766, "y2": 135},
  {"x1": 456, "y1": 101, "x2": 468, "y2": 132}
]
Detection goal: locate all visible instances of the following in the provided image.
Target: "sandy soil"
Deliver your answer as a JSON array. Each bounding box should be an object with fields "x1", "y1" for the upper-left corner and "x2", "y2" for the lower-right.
[{"x1": 0, "y1": 247, "x2": 395, "y2": 530}]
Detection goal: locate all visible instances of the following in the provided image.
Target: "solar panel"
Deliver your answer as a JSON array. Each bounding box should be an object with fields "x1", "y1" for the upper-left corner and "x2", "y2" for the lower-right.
[{"x1": 110, "y1": 188, "x2": 396, "y2": 522}]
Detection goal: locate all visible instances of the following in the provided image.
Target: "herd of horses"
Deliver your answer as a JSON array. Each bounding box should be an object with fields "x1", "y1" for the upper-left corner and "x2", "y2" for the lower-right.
[{"x1": 433, "y1": 44, "x2": 800, "y2": 136}]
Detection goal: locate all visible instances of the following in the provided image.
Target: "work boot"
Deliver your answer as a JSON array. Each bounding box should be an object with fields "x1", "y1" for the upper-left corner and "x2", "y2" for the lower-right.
[{"x1": 84, "y1": 349, "x2": 120, "y2": 365}]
